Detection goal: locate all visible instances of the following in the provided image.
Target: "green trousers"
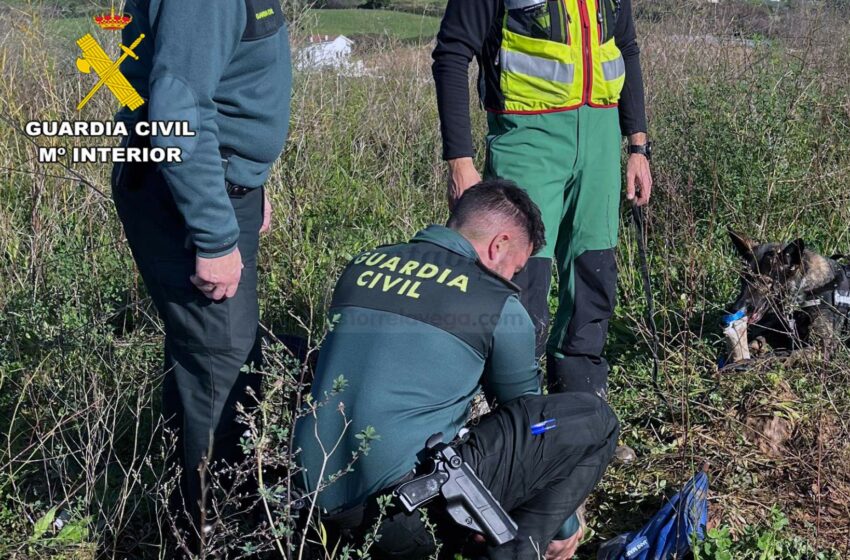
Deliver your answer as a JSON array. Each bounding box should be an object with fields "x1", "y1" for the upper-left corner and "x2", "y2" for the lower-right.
[{"x1": 486, "y1": 106, "x2": 621, "y2": 396}]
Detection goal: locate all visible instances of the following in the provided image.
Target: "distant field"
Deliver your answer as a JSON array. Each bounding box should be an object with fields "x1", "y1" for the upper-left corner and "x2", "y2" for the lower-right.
[
  {"x1": 44, "y1": 10, "x2": 441, "y2": 43},
  {"x1": 47, "y1": 15, "x2": 88, "y2": 40},
  {"x1": 306, "y1": 9, "x2": 440, "y2": 41},
  {"x1": 393, "y1": 0, "x2": 445, "y2": 16}
]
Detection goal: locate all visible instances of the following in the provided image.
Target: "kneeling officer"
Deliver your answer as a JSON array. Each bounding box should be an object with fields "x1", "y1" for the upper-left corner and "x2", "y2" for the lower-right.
[{"x1": 295, "y1": 181, "x2": 619, "y2": 559}]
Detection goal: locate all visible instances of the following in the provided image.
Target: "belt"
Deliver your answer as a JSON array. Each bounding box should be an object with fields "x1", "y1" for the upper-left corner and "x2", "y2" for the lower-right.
[
  {"x1": 221, "y1": 157, "x2": 252, "y2": 197},
  {"x1": 226, "y1": 184, "x2": 252, "y2": 197}
]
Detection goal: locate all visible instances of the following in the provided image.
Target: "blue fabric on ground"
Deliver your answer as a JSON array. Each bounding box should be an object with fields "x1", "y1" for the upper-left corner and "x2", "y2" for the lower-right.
[{"x1": 598, "y1": 469, "x2": 709, "y2": 560}]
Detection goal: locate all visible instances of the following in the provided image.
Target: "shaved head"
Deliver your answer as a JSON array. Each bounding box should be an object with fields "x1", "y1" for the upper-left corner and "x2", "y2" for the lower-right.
[
  {"x1": 448, "y1": 180, "x2": 545, "y2": 255},
  {"x1": 448, "y1": 180, "x2": 545, "y2": 279}
]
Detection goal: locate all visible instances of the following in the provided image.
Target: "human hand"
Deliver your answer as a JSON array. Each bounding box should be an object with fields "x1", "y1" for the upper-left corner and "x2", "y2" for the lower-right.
[
  {"x1": 626, "y1": 132, "x2": 652, "y2": 206},
  {"x1": 544, "y1": 528, "x2": 582, "y2": 560},
  {"x1": 447, "y1": 157, "x2": 481, "y2": 210},
  {"x1": 191, "y1": 248, "x2": 243, "y2": 300},
  {"x1": 626, "y1": 153, "x2": 653, "y2": 206},
  {"x1": 260, "y1": 189, "x2": 272, "y2": 234}
]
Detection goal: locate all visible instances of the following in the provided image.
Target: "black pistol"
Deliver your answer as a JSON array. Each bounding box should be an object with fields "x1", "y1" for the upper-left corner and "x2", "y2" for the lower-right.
[{"x1": 393, "y1": 433, "x2": 518, "y2": 546}]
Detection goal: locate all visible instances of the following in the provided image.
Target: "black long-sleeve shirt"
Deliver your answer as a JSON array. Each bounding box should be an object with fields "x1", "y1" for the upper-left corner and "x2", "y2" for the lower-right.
[{"x1": 432, "y1": 0, "x2": 648, "y2": 160}]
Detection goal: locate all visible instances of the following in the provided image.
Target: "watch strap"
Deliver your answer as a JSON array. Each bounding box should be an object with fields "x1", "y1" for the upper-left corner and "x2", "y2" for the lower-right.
[{"x1": 628, "y1": 142, "x2": 652, "y2": 160}]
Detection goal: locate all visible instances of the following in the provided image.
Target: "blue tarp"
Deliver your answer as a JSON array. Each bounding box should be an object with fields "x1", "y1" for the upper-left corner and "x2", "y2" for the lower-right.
[{"x1": 598, "y1": 468, "x2": 710, "y2": 560}]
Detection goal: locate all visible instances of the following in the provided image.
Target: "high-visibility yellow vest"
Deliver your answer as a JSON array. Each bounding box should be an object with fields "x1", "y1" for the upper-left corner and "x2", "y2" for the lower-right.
[{"x1": 499, "y1": 0, "x2": 625, "y2": 113}]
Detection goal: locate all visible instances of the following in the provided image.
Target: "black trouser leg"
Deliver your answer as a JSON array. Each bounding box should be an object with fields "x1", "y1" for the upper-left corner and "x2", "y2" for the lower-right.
[
  {"x1": 357, "y1": 393, "x2": 617, "y2": 560},
  {"x1": 113, "y1": 163, "x2": 263, "y2": 528},
  {"x1": 547, "y1": 249, "x2": 618, "y2": 398},
  {"x1": 512, "y1": 257, "x2": 553, "y2": 361},
  {"x1": 459, "y1": 393, "x2": 619, "y2": 559}
]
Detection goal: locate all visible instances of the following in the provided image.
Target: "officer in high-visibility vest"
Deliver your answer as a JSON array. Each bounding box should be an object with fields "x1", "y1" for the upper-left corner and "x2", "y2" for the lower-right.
[
  {"x1": 433, "y1": 0, "x2": 652, "y2": 398},
  {"x1": 111, "y1": 0, "x2": 291, "y2": 536}
]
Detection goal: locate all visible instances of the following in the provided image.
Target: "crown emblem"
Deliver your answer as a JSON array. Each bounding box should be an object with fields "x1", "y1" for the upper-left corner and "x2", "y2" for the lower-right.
[{"x1": 94, "y1": 7, "x2": 132, "y2": 31}]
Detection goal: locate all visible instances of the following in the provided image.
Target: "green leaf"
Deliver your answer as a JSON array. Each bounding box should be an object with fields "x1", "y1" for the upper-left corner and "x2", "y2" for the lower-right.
[
  {"x1": 332, "y1": 375, "x2": 348, "y2": 393},
  {"x1": 319, "y1": 521, "x2": 328, "y2": 548},
  {"x1": 31, "y1": 507, "x2": 56, "y2": 540},
  {"x1": 55, "y1": 518, "x2": 90, "y2": 543},
  {"x1": 355, "y1": 425, "x2": 380, "y2": 442}
]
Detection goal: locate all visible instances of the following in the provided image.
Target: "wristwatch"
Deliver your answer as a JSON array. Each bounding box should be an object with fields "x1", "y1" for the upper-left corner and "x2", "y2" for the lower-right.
[{"x1": 628, "y1": 141, "x2": 652, "y2": 161}]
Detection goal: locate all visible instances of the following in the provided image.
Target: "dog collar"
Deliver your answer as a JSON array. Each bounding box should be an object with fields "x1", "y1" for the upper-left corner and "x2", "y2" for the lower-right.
[{"x1": 721, "y1": 308, "x2": 746, "y2": 326}]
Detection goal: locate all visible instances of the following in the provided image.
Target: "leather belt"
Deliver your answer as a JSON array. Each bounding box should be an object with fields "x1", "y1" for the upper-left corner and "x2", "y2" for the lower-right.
[
  {"x1": 226, "y1": 184, "x2": 251, "y2": 197},
  {"x1": 221, "y1": 157, "x2": 252, "y2": 197}
]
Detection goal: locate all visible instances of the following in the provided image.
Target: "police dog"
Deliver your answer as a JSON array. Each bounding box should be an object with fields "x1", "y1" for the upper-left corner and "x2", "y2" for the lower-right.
[{"x1": 727, "y1": 229, "x2": 850, "y2": 357}]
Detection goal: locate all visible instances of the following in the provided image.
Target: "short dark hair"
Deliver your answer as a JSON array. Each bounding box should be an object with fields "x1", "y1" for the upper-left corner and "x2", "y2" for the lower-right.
[{"x1": 447, "y1": 179, "x2": 546, "y2": 255}]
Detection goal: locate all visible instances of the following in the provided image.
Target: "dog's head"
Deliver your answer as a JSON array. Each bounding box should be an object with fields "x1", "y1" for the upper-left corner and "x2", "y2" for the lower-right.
[{"x1": 728, "y1": 229, "x2": 806, "y2": 324}]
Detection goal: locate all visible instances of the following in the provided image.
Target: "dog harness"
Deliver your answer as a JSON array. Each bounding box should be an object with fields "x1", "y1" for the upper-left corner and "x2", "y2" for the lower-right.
[{"x1": 797, "y1": 259, "x2": 850, "y2": 339}]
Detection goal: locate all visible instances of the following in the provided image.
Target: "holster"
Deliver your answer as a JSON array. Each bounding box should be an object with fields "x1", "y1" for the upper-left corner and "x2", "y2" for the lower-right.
[{"x1": 394, "y1": 432, "x2": 518, "y2": 546}]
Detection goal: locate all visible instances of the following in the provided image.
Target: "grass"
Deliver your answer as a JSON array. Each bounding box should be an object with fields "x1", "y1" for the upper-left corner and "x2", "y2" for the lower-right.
[
  {"x1": 390, "y1": 0, "x2": 446, "y2": 17},
  {"x1": 45, "y1": 15, "x2": 89, "y2": 40},
  {"x1": 34, "y1": 9, "x2": 440, "y2": 44},
  {"x1": 305, "y1": 8, "x2": 440, "y2": 41},
  {"x1": 1, "y1": 0, "x2": 850, "y2": 558}
]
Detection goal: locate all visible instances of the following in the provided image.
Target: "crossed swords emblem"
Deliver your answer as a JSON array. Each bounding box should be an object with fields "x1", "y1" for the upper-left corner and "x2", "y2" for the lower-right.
[{"x1": 75, "y1": 33, "x2": 146, "y2": 111}]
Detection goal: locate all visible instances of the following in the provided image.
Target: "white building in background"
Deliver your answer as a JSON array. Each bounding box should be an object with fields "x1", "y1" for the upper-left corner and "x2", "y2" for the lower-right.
[{"x1": 296, "y1": 35, "x2": 367, "y2": 75}]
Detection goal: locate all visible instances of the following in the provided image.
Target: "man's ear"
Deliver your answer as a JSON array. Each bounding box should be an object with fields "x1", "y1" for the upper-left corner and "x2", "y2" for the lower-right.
[
  {"x1": 782, "y1": 238, "x2": 805, "y2": 268},
  {"x1": 728, "y1": 228, "x2": 756, "y2": 259},
  {"x1": 488, "y1": 232, "x2": 510, "y2": 262}
]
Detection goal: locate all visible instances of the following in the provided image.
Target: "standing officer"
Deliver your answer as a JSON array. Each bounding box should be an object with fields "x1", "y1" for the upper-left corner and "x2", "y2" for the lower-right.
[
  {"x1": 111, "y1": 0, "x2": 291, "y2": 533},
  {"x1": 295, "y1": 181, "x2": 619, "y2": 559},
  {"x1": 433, "y1": 0, "x2": 652, "y2": 397}
]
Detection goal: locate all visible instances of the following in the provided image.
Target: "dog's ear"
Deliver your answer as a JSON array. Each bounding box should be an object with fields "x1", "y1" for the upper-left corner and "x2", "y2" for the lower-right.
[
  {"x1": 728, "y1": 229, "x2": 756, "y2": 260},
  {"x1": 782, "y1": 238, "x2": 805, "y2": 269}
]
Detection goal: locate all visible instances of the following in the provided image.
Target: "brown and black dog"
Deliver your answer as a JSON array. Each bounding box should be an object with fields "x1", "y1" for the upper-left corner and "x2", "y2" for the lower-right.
[{"x1": 727, "y1": 229, "x2": 850, "y2": 356}]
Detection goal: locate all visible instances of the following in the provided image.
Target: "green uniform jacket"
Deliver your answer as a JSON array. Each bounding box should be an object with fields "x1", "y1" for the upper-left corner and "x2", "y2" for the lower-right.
[
  {"x1": 294, "y1": 226, "x2": 541, "y2": 513},
  {"x1": 117, "y1": 0, "x2": 292, "y2": 257}
]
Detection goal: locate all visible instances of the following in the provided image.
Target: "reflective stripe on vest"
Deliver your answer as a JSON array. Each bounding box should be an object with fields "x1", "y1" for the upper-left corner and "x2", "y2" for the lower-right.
[
  {"x1": 499, "y1": 0, "x2": 626, "y2": 113},
  {"x1": 501, "y1": 49, "x2": 575, "y2": 84},
  {"x1": 601, "y1": 55, "x2": 625, "y2": 81}
]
